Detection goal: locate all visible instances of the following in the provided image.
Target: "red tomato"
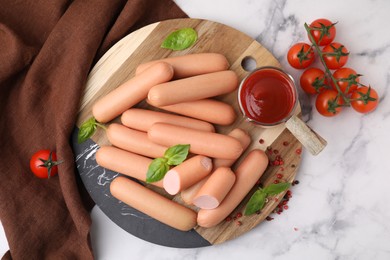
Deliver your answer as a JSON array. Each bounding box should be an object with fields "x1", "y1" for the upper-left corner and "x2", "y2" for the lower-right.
[
  {"x1": 315, "y1": 89, "x2": 344, "y2": 117},
  {"x1": 309, "y1": 18, "x2": 336, "y2": 46},
  {"x1": 287, "y1": 43, "x2": 315, "y2": 69},
  {"x1": 332, "y1": 67, "x2": 360, "y2": 94},
  {"x1": 30, "y1": 150, "x2": 62, "y2": 179},
  {"x1": 351, "y1": 86, "x2": 379, "y2": 113},
  {"x1": 300, "y1": 68, "x2": 326, "y2": 94},
  {"x1": 322, "y1": 42, "x2": 349, "y2": 69}
]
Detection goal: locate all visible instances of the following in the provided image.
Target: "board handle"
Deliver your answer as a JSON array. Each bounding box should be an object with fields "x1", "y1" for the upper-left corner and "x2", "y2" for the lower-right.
[{"x1": 285, "y1": 115, "x2": 327, "y2": 156}]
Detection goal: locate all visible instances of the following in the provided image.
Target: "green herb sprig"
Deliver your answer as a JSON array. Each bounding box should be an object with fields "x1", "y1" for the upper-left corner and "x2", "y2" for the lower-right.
[
  {"x1": 78, "y1": 117, "x2": 106, "y2": 144},
  {"x1": 161, "y1": 28, "x2": 198, "y2": 51},
  {"x1": 244, "y1": 182, "x2": 290, "y2": 216},
  {"x1": 146, "y1": 144, "x2": 190, "y2": 183}
]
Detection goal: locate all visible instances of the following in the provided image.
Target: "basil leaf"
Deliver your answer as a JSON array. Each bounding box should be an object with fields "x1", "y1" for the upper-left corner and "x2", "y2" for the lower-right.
[
  {"x1": 164, "y1": 144, "x2": 190, "y2": 166},
  {"x1": 263, "y1": 182, "x2": 291, "y2": 196},
  {"x1": 244, "y1": 189, "x2": 267, "y2": 216},
  {"x1": 146, "y1": 158, "x2": 169, "y2": 183},
  {"x1": 78, "y1": 117, "x2": 97, "y2": 144},
  {"x1": 161, "y1": 28, "x2": 198, "y2": 51}
]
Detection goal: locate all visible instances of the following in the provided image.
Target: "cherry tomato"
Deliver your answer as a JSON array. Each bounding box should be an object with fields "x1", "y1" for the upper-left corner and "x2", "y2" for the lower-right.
[
  {"x1": 351, "y1": 86, "x2": 378, "y2": 113},
  {"x1": 322, "y1": 42, "x2": 349, "y2": 70},
  {"x1": 287, "y1": 43, "x2": 315, "y2": 69},
  {"x1": 30, "y1": 150, "x2": 62, "y2": 179},
  {"x1": 332, "y1": 67, "x2": 360, "y2": 94},
  {"x1": 309, "y1": 18, "x2": 336, "y2": 46},
  {"x1": 315, "y1": 89, "x2": 344, "y2": 117},
  {"x1": 300, "y1": 68, "x2": 326, "y2": 94}
]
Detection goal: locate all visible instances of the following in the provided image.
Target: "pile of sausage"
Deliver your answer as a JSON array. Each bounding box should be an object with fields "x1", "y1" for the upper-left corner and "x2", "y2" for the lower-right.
[{"x1": 92, "y1": 53, "x2": 269, "y2": 231}]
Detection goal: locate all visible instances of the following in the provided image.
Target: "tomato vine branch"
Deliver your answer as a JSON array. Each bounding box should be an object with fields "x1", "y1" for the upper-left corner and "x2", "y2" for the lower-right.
[{"x1": 304, "y1": 23, "x2": 350, "y2": 105}]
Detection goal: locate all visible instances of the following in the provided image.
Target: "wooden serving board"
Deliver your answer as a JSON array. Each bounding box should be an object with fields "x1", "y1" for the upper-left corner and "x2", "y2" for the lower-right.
[{"x1": 75, "y1": 18, "x2": 302, "y2": 247}]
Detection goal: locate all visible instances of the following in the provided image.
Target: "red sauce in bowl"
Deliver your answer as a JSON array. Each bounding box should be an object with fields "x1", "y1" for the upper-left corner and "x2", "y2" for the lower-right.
[{"x1": 239, "y1": 67, "x2": 296, "y2": 125}]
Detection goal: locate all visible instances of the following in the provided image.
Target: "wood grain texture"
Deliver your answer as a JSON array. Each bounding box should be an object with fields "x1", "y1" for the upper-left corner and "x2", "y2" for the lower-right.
[{"x1": 76, "y1": 18, "x2": 302, "y2": 245}]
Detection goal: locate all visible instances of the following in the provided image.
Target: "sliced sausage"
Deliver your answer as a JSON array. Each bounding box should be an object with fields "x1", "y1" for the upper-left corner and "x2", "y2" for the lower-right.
[
  {"x1": 121, "y1": 108, "x2": 214, "y2": 132},
  {"x1": 110, "y1": 176, "x2": 197, "y2": 231},
  {"x1": 148, "y1": 123, "x2": 243, "y2": 160},
  {"x1": 135, "y1": 53, "x2": 229, "y2": 79},
  {"x1": 192, "y1": 167, "x2": 236, "y2": 209},
  {"x1": 106, "y1": 123, "x2": 167, "y2": 158},
  {"x1": 180, "y1": 128, "x2": 251, "y2": 204},
  {"x1": 92, "y1": 62, "x2": 173, "y2": 123},
  {"x1": 197, "y1": 149, "x2": 269, "y2": 228},
  {"x1": 158, "y1": 99, "x2": 236, "y2": 125},
  {"x1": 163, "y1": 155, "x2": 212, "y2": 195},
  {"x1": 147, "y1": 70, "x2": 238, "y2": 107},
  {"x1": 95, "y1": 146, "x2": 163, "y2": 188}
]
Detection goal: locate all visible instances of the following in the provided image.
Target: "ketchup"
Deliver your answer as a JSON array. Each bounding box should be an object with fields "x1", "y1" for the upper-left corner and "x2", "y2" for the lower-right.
[{"x1": 239, "y1": 68, "x2": 296, "y2": 125}]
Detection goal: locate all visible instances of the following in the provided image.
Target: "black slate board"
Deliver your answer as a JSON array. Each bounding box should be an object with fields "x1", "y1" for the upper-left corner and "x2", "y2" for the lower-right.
[{"x1": 71, "y1": 127, "x2": 210, "y2": 248}]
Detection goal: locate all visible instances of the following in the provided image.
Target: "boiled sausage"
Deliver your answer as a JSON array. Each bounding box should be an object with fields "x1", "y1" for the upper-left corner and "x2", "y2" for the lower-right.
[
  {"x1": 92, "y1": 62, "x2": 173, "y2": 123},
  {"x1": 197, "y1": 149, "x2": 269, "y2": 228},
  {"x1": 148, "y1": 123, "x2": 243, "y2": 160},
  {"x1": 110, "y1": 176, "x2": 197, "y2": 231}
]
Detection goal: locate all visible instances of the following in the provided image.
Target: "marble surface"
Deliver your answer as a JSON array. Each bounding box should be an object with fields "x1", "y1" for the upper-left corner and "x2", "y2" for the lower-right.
[{"x1": 1, "y1": 0, "x2": 390, "y2": 258}]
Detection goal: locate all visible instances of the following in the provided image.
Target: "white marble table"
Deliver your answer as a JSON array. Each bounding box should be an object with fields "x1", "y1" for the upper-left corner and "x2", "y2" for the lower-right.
[{"x1": 1, "y1": 0, "x2": 390, "y2": 259}]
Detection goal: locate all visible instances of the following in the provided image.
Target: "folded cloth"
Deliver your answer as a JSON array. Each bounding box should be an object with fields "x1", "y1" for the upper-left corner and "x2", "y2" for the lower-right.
[{"x1": 0, "y1": 1, "x2": 187, "y2": 259}]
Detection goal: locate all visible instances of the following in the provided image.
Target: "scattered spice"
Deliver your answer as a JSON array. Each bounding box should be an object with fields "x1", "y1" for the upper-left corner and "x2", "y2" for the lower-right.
[
  {"x1": 236, "y1": 212, "x2": 242, "y2": 218},
  {"x1": 283, "y1": 141, "x2": 289, "y2": 146},
  {"x1": 294, "y1": 227, "x2": 299, "y2": 231},
  {"x1": 270, "y1": 155, "x2": 284, "y2": 166},
  {"x1": 225, "y1": 216, "x2": 232, "y2": 222},
  {"x1": 296, "y1": 148, "x2": 302, "y2": 155},
  {"x1": 276, "y1": 173, "x2": 283, "y2": 179},
  {"x1": 266, "y1": 146, "x2": 273, "y2": 156},
  {"x1": 273, "y1": 179, "x2": 280, "y2": 184},
  {"x1": 236, "y1": 221, "x2": 242, "y2": 226},
  {"x1": 266, "y1": 216, "x2": 274, "y2": 221},
  {"x1": 292, "y1": 180, "x2": 300, "y2": 186},
  {"x1": 271, "y1": 189, "x2": 293, "y2": 215},
  {"x1": 259, "y1": 138, "x2": 265, "y2": 144},
  {"x1": 273, "y1": 149, "x2": 279, "y2": 154}
]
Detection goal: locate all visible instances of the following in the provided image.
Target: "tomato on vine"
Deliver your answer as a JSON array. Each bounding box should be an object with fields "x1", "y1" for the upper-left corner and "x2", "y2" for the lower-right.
[
  {"x1": 309, "y1": 18, "x2": 336, "y2": 46},
  {"x1": 288, "y1": 19, "x2": 380, "y2": 118},
  {"x1": 287, "y1": 43, "x2": 315, "y2": 69},
  {"x1": 322, "y1": 42, "x2": 349, "y2": 69},
  {"x1": 315, "y1": 89, "x2": 344, "y2": 117},
  {"x1": 300, "y1": 68, "x2": 326, "y2": 94},
  {"x1": 351, "y1": 86, "x2": 378, "y2": 113},
  {"x1": 332, "y1": 67, "x2": 361, "y2": 94},
  {"x1": 30, "y1": 150, "x2": 63, "y2": 179}
]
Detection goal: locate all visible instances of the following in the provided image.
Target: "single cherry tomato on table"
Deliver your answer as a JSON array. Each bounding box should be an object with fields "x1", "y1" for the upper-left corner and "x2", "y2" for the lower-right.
[
  {"x1": 300, "y1": 67, "x2": 326, "y2": 94},
  {"x1": 351, "y1": 86, "x2": 378, "y2": 113},
  {"x1": 287, "y1": 43, "x2": 315, "y2": 69},
  {"x1": 332, "y1": 67, "x2": 361, "y2": 94},
  {"x1": 309, "y1": 18, "x2": 336, "y2": 46},
  {"x1": 315, "y1": 89, "x2": 344, "y2": 117},
  {"x1": 30, "y1": 150, "x2": 63, "y2": 179},
  {"x1": 322, "y1": 42, "x2": 349, "y2": 70}
]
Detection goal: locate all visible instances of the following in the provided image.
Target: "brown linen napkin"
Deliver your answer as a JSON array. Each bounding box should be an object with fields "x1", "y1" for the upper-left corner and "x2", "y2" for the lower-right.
[{"x1": 0, "y1": 0, "x2": 187, "y2": 259}]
